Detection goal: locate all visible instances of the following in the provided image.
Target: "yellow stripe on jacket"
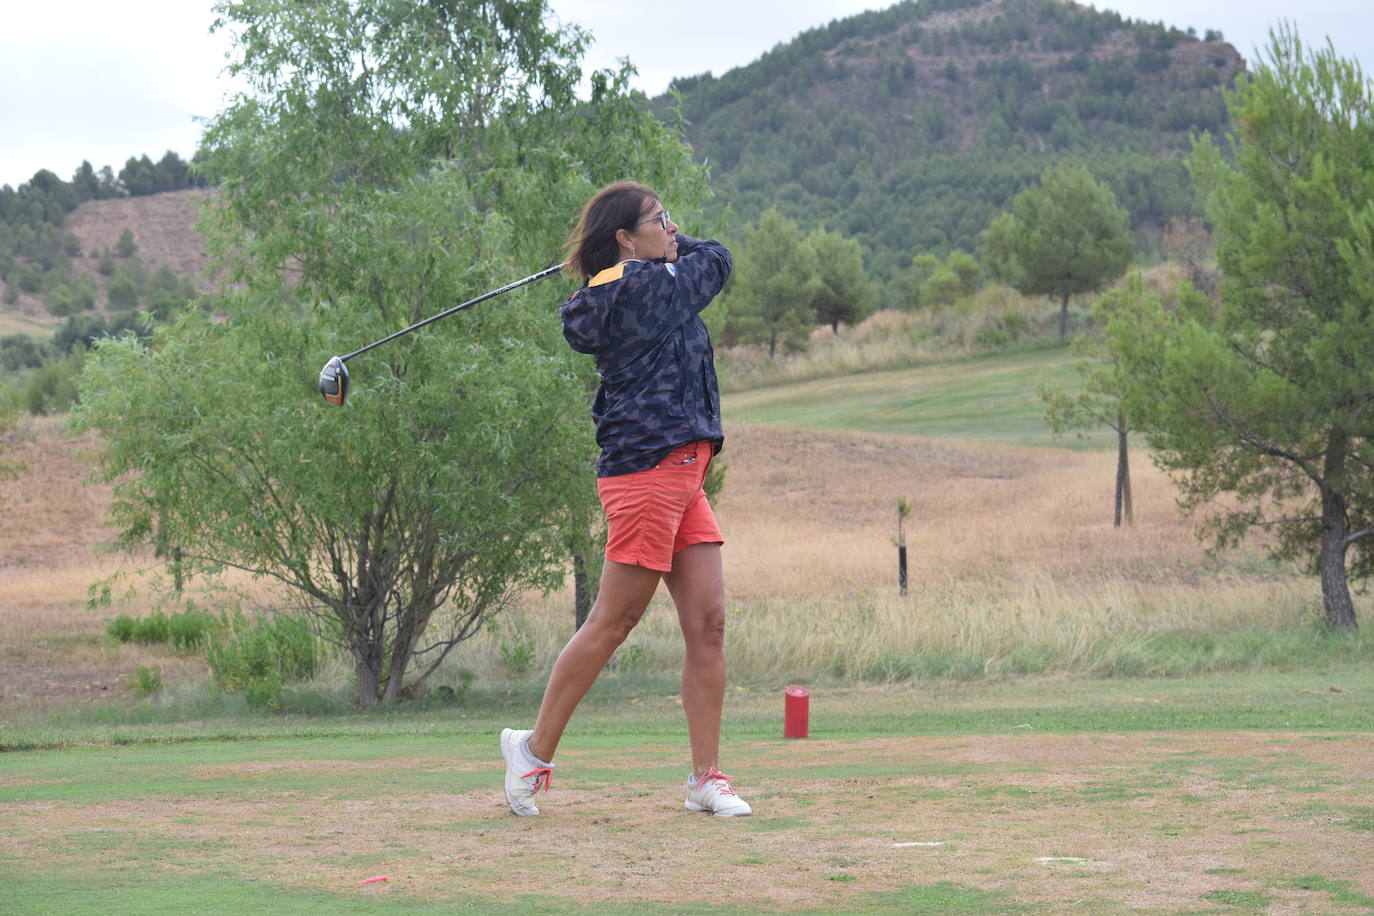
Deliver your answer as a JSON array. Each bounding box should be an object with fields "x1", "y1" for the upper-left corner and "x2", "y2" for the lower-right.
[{"x1": 589, "y1": 262, "x2": 629, "y2": 288}]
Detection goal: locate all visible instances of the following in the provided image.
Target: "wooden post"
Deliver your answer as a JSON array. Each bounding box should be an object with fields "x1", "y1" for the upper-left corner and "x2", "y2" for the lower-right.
[{"x1": 896, "y1": 497, "x2": 911, "y2": 596}]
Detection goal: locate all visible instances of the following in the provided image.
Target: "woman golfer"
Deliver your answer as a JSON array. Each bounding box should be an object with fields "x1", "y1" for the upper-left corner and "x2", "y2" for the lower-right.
[{"x1": 500, "y1": 180, "x2": 750, "y2": 817}]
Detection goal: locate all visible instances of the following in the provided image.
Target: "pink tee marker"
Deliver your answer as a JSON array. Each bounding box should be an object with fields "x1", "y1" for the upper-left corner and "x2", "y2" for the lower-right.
[{"x1": 359, "y1": 876, "x2": 388, "y2": 885}]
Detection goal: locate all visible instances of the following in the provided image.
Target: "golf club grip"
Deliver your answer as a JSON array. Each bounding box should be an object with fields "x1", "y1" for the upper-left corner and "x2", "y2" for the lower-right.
[{"x1": 340, "y1": 262, "x2": 567, "y2": 363}]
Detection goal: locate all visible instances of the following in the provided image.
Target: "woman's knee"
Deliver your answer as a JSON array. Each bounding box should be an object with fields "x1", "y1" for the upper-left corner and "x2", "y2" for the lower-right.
[
  {"x1": 683, "y1": 604, "x2": 726, "y2": 652},
  {"x1": 584, "y1": 603, "x2": 647, "y2": 647}
]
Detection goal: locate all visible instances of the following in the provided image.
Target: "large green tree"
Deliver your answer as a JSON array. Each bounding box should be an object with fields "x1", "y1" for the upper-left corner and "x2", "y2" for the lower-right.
[
  {"x1": 807, "y1": 227, "x2": 875, "y2": 333},
  {"x1": 1114, "y1": 28, "x2": 1374, "y2": 630},
  {"x1": 984, "y1": 163, "x2": 1134, "y2": 340},
  {"x1": 72, "y1": 0, "x2": 709, "y2": 704},
  {"x1": 727, "y1": 208, "x2": 819, "y2": 357}
]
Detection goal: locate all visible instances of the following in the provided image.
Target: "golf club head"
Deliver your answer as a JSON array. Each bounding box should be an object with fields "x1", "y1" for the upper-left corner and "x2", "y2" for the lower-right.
[{"x1": 319, "y1": 356, "x2": 349, "y2": 406}]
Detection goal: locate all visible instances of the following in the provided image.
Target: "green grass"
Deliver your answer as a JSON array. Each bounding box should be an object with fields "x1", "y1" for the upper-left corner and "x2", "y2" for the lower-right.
[
  {"x1": 1201, "y1": 889, "x2": 1270, "y2": 908},
  {"x1": 0, "y1": 310, "x2": 59, "y2": 338},
  {"x1": 4, "y1": 662, "x2": 1371, "y2": 751},
  {"x1": 862, "y1": 625, "x2": 1372, "y2": 682},
  {"x1": 1278, "y1": 875, "x2": 1374, "y2": 910},
  {"x1": 0, "y1": 871, "x2": 1033, "y2": 916},
  {"x1": 723, "y1": 347, "x2": 1111, "y2": 449}
]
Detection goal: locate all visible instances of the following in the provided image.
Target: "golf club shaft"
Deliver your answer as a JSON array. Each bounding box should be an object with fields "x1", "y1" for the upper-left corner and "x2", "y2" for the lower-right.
[{"x1": 339, "y1": 262, "x2": 566, "y2": 363}]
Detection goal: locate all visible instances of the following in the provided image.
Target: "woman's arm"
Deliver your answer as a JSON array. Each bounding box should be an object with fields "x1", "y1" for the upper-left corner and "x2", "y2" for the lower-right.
[
  {"x1": 631, "y1": 234, "x2": 731, "y2": 332},
  {"x1": 561, "y1": 236, "x2": 731, "y2": 357}
]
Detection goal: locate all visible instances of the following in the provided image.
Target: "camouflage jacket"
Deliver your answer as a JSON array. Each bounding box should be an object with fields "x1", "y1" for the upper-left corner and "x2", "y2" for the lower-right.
[{"x1": 560, "y1": 235, "x2": 731, "y2": 478}]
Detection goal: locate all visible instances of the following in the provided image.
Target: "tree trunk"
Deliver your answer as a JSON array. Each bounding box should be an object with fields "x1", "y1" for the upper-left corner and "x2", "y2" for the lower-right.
[
  {"x1": 573, "y1": 551, "x2": 591, "y2": 630},
  {"x1": 1058, "y1": 292, "x2": 1070, "y2": 341},
  {"x1": 1115, "y1": 413, "x2": 1133, "y2": 527},
  {"x1": 381, "y1": 629, "x2": 415, "y2": 705},
  {"x1": 768, "y1": 330, "x2": 777, "y2": 359},
  {"x1": 353, "y1": 646, "x2": 382, "y2": 707},
  {"x1": 1319, "y1": 485, "x2": 1358, "y2": 630}
]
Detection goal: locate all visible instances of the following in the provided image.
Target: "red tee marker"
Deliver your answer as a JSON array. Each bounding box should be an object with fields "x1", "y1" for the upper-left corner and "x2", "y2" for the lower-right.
[{"x1": 784, "y1": 685, "x2": 809, "y2": 738}]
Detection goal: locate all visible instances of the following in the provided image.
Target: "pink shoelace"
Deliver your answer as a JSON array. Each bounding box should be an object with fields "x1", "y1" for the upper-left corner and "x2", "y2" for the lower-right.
[
  {"x1": 522, "y1": 766, "x2": 554, "y2": 793},
  {"x1": 698, "y1": 767, "x2": 737, "y2": 796}
]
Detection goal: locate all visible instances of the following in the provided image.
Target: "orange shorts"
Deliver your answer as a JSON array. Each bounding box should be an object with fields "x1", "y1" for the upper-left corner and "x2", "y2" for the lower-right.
[{"x1": 596, "y1": 440, "x2": 723, "y2": 573}]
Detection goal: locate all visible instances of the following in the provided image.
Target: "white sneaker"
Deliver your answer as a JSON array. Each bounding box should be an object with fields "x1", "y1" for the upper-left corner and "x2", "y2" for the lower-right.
[
  {"x1": 684, "y1": 767, "x2": 752, "y2": 817},
  {"x1": 500, "y1": 728, "x2": 554, "y2": 816}
]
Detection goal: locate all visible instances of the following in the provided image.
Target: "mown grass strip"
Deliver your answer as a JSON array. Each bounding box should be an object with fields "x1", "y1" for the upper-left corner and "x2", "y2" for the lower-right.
[
  {"x1": 3, "y1": 663, "x2": 1370, "y2": 751},
  {"x1": 722, "y1": 348, "x2": 1106, "y2": 449}
]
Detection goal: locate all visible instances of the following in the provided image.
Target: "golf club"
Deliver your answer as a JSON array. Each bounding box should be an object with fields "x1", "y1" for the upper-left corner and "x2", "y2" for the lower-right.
[{"x1": 318, "y1": 261, "x2": 566, "y2": 406}]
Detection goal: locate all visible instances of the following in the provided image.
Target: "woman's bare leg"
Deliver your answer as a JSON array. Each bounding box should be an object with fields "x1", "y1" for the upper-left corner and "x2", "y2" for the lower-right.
[
  {"x1": 663, "y1": 542, "x2": 726, "y2": 779},
  {"x1": 526, "y1": 558, "x2": 662, "y2": 763}
]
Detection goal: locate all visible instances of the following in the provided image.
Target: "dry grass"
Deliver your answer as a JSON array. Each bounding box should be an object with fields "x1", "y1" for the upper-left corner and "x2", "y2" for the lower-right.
[
  {"x1": 0, "y1": 417, "x2": 202, "y2": 708},
  {"x1": 451, "y1": 424, "x2": 1317, "y2": 685},
  {"x1": 0, "y1": 411, "x2": 1322, "y2": 705}
]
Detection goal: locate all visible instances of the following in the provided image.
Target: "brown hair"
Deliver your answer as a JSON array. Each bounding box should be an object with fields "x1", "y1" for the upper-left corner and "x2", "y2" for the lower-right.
[{"x1": 564, "y1": 180, "x2": 658, "y2": 282}]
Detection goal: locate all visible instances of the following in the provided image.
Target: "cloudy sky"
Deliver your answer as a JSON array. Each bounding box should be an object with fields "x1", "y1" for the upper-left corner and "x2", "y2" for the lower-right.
[{"x1": 1, "y1": 0, "x2": 1368, "y2": 189}]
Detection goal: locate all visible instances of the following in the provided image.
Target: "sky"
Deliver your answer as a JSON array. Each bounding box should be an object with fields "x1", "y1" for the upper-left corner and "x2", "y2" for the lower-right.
[{"x1": 1, "y1": 0, "x2": 1369, "y2": 190}]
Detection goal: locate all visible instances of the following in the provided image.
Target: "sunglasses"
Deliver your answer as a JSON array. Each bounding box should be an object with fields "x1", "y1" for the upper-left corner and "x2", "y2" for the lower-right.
[{"x1": 636, "y1": 210, "x2": 671, "y2": 231}]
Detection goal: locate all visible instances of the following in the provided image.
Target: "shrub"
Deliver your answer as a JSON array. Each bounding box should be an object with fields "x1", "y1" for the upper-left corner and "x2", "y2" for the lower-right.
[
  {"x1": 132, "y1": 665, "x2": 162, "y2": 695},
  {"x1": 105, "y1": 603, "x2": 218, "y2": 650},
  {"x1": 106, "y1": 614, "x2": 135, "y2": 643},
  {"x1": 115, "y1": 228, "x2": 138, "y2": 258},
  {"x1": 206, "y1": 610, "x2": 321, "y2": 709},
  {"x1": 43, "y1": 283, "x2": 78, "y2": 317},
  {"x1": 21, "y1": 350, "x2": 83, "y2": 415},
  {"x1": 243, "y1": 671, "x2": 284, "y2": 709},
  {"x1": 494, "y1": 615, "x2": 536, "y2": 677},
  {"x1": 165, "y1": 603, "x2": 217, "y2": 650},
  {"x1": 106, "y1": 271, "x2": 139, "y2": 310},
  {"x1": 131, "y1": 611, "x2": 171, "y2": 643}
]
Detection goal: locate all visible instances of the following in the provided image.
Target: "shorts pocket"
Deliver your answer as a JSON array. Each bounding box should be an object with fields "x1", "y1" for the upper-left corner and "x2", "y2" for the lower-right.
[{"x1": 655, "y1": 444, "x2": 700, "y2": 469}]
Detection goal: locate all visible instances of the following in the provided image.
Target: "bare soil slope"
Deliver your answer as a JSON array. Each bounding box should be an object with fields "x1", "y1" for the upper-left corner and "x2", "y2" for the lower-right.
[
  {"x1": 64, "y1": 188, "x2": 216, "y2": 286},
  {"x1": 3, "y1": 188, "x2": 215, "y2": 323}
]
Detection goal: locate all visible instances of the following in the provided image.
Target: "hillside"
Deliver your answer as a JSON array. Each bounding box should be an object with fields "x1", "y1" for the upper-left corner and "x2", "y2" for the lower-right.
[
  {"x1": 2, "y1": 189, "x2": 212, "y2": 329},
  {"x1": 660, "y1": 0, "x2": 1244, "y2": 283},
  {"x1": 63, "y1": 189, "x2": 215, "y2": 297}
]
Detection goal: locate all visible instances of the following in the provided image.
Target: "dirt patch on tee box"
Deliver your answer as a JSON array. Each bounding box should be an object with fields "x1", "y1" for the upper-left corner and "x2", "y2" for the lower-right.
[
  {"x1": 3, "y1": 731, "x2": 1370, "y2": 912},
  {"x1": 188, "y1": 756, "x2": 486, "y2": 780}
]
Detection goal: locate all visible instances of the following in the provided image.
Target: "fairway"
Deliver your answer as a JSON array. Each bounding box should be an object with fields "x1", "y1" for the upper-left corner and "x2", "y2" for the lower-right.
[
  {"x1": 723, "y1": 347, "x2": 1113, "y2": 449},
  {"x1": 3, "y1": 671, "x2": 1373, "y2": 915},
  {"x1": 0, "y1": 310, "x2": 58, "y2": 338}
]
